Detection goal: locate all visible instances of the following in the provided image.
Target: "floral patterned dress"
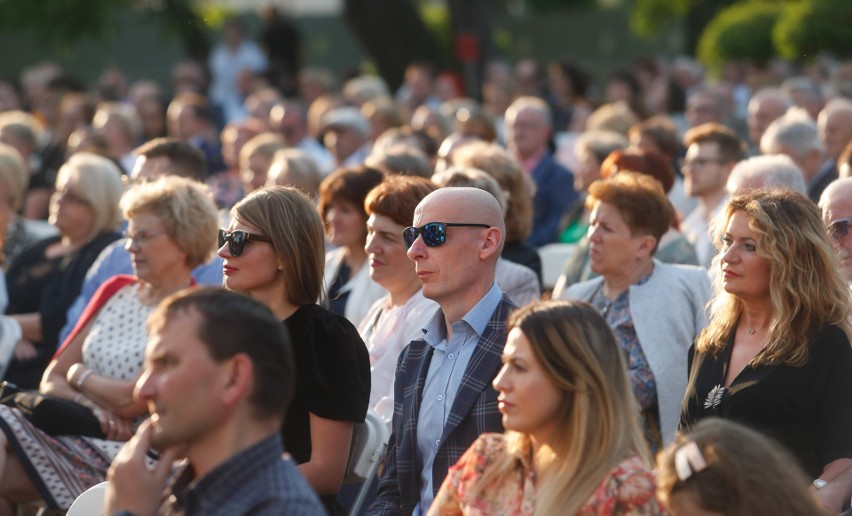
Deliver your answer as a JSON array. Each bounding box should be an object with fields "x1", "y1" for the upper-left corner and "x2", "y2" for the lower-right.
[{"x1": 430, "y1": 433, "x2": 664, "y2": 515}]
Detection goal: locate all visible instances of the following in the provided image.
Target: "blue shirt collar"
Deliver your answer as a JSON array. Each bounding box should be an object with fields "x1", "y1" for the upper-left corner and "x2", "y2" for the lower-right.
[{"x1": 422, "y1": 282, "x2": 503, "y2": 348}]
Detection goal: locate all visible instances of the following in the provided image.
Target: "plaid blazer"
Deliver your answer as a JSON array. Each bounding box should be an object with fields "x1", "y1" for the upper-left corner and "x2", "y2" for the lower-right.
[{"x1": 368, "y1": 295, "x2": 516, "y2": 515}]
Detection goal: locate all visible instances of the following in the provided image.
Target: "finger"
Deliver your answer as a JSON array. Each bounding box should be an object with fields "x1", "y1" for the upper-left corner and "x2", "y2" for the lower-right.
[
  {"x1": 153, "y1": 446, "x2": 182, "y2": 480},
  {"x1": 116, "y1": 419, "x2": 133, "y2": 441},
  {"x1": 94, "y1": 409, "x2": 110, "y2": 435},
  {"x1": 107, "y1": 419, "x2": 118, "y2": 441},
  {"x1": 127, "y1": 420, "x2": 153, "y2": 460}
]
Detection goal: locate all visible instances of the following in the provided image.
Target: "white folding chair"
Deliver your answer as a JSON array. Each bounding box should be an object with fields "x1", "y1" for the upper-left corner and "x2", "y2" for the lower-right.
[
  {"x1": 66, "y1": 481, "x2": 108, "y2": 516},
  {"x1": 344, "y1": 409, "x2": 390, "y2": 516}
]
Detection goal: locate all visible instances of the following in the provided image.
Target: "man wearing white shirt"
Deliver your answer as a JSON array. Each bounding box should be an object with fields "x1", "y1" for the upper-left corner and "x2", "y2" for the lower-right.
[{"x1": 680, "y1": 123, "x2": 746, "y2": 267}]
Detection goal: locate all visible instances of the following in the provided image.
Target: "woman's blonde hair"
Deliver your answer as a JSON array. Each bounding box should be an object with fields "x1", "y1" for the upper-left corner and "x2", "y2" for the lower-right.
[
  {"x1": 53, "y1": 152, "x2": 124, "y2": 238},
  {"x1": 468, "y1": 300, "x2": 649, "y2": 515},
  {"x1": 231, "y1": 186, "x2": 325, "y2": 306},
  {"x1": 120, "y1": 176, "x2": 219, "y2": 269},
  {"x1": 656, "y1": 418, "x2": 825, "y2": 515},
  {"x1": 452, "y1": 141, "x2": 535, "y2": 244},
  {"x1": 0, "y1": 143, "x2": 28, "y2": 212},
  {"x1": 698, "y1": 190, "x2": 852, "y2": 366}
]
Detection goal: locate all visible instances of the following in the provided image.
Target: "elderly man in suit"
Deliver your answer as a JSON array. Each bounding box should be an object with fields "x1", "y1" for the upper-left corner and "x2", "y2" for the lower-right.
[
  {"x1": 505, "y1": 96, "x2": 577, "y2": 247},
  {"x1": 368, "y1": 187, "x2": 516, "y2": 515}
]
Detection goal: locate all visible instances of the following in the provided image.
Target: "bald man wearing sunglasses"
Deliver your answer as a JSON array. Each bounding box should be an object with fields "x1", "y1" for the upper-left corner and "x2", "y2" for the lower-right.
[
  {"x1": 820, "y1": 178, "x2": 852, "y2": 284},
  {"x1": 369, "y1": 187, "x2": 517, "y2": 516}
]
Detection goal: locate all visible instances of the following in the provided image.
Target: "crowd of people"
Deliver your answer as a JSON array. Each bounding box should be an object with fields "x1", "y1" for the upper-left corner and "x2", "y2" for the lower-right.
[{"x1": 1, "y1": 12, "x2": 852, "y2": 515}]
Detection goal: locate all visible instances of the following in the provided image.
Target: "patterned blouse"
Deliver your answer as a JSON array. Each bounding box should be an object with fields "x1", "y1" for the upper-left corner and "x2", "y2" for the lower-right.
[
  {"x1": 589, "y1": 273, "x2": 662, "y2": 453},
  {"x1": 430, "y1": 433, "x2": 663, "y2": 516}
]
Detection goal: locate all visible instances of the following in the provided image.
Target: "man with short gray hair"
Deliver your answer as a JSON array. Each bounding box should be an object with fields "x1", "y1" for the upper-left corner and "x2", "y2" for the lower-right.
[
  {"x1": 726, "y1": 154, "x2": 806, "y2": 196},
  {"x1": 819, "y1": 178, "x2": 852, "y2": 283},
  {"x1": 504, "y1": 96, "x2": 577, "y2": 246},
  {"x1": 760, "y1": 110, "x2": 826, "y2": 201}
]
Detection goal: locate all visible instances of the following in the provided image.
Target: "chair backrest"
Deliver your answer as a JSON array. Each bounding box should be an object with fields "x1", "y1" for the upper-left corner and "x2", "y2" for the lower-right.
[
  {"x1": 344, "y1": 409, "x2": 390, "y2": 483},
  {"x1": 67, "y1": 481, "x2": 108, "y2": 516}
]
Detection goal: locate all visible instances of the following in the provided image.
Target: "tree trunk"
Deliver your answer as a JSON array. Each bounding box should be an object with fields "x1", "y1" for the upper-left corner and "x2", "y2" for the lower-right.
[{"x1": 343, "y1": 0, "x2": 443, "y2": 92}]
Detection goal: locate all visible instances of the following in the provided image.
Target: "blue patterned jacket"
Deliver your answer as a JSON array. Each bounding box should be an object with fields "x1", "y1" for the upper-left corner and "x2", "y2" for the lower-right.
[{"x1": 367, "y1": 295, "x2": 516, "y2": 515}]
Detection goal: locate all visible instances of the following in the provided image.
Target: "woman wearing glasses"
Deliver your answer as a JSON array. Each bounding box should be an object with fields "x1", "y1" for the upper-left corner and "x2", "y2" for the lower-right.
[
  {"x1": 680, "y1": 190, "x2": 852, "y2": 512},
  {"x1": 0, "y1": 176, "x2": 218, "y2": 512},
  {"x1": 430, "y1": 300, "x2": 662, "y2": 515},
  {"x1": 220, "y1": 186, "x2": 370, "y2": 515},
  {"x1": 318, "y1": 166, "x2": 386, "y2": 326},
  {"x1": 558, "y1": 172, "x2": 710, "y2": 452},
  {"x1": 4, "y1": 153, "x2": 124, "y2": 389}
]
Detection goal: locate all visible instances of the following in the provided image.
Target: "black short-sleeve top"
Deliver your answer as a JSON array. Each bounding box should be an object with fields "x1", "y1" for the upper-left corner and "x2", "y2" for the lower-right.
[
  {"x1": 680, "y1": 324, "x2": 852, "y2": 478},
  {"x1": 281, "y1": 303, "x2": 370, "y2": 464}
]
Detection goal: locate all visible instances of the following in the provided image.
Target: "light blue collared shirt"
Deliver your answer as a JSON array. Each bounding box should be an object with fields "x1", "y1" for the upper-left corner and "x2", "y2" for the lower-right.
[{"x1": 413, "y1": 283, "x2": 503, "y2": 515}]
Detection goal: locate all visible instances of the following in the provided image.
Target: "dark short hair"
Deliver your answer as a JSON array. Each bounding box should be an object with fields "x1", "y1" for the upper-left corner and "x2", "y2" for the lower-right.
[
  {"x1": 133, "y1": 137, "x2": 206, "y2": 182},
  {"x1": 684, "y1": 122, "x2": 746, "y2": 164},
  {"x1": 148, "y1": 288, "x2": 295, "y2": 418},
  {"x1": 318, "y1": 165, "x2": 385, "y2": 229},
  {"x1": 601, "y1": 148, "x2": 676, "y2": 194}
]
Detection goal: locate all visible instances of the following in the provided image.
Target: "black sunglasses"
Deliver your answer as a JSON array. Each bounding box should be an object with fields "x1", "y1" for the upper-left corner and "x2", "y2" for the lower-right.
[
  {"x1": 218, "y1": 229, "x2": 272, "y2": 257},
  {"x1": 402, "y1": 222, "x2": 490, "y2": 249},
  {"x1": 828, "y1": 218, "x2": 852, "y2": 240}
]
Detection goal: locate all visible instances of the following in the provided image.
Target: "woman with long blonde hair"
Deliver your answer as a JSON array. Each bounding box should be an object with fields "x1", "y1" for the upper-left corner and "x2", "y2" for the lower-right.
[
  {"x1": 429, "y1": 300, "x2": 662, "y2": 515},
  {"x1": 680, "y1": 189, "x2": 852, "y2": 512}
]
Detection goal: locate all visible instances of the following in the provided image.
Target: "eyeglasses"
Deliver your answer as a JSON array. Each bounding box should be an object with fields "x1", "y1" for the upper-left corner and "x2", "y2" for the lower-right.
[
  {"x1": 402, "y1": 222, "x2": 490, "y2": 249},
  {"x1": 218, "y1": 228, "x2": 272, "y2": 257},
  {"x1": 828, "y1": 218, "x2": 852, "y2": 240},
  {"x1": 124, "y1": 230, "x2": 167, "y2": 245},
  {"x1": 678, "y1": 157, "x2": 726, "y2": 169}
]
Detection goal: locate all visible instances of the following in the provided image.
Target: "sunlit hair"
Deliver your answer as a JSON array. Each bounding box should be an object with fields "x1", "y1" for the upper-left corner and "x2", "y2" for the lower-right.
[
  {"x1": 452, "y1": 141, "x2": 534, "y2": 243},
  {"x1": 238, "y1": 132, "x2": 285, "y2": 174},
  {"x1": 684, "y1": 122, "x2": 746, "y2": 163},
  {"x1": 699, "y1": 190, "x2": 852, "y2": 365},
  {"x1": 53, "y1": 152, "x2": 124, "y2": 238},
  {"x1": 364, "y1": 175, "x2": 436, "y2": 227},
  {"x1": 121, "y1": 176, "x2": 219, "y2": 269},
  {"x1": 432, "y1": 166, "x2": 507, "y2": 214},
  {"x1": 365, "y1": 145, "x2": 432, "y2": 179},
  {"x1": 231, "y1": 186, "x2": 325, "y2": 306},
  {"x1": 266, "y1": 148, "x2": 322, "y2": 198},
  {"x1": 468, "y1": 300, "x2": 649, "y2": 515},
  {"x1": 656, "y1": 418, "x2": 824, "y2": 516},
  {"x1": 586, "y1": 172, "x2": 674, "y2": 255},
  {"x1": 600, "y1": 148, "x2": 675, "y2": 194},
  {"x1": 0, "y1": 142, "x2": 28, "y2": 211}
]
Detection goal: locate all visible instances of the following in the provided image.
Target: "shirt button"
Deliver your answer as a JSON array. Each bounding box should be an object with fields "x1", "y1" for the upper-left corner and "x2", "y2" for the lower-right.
[
  {"x1": 435, "y1": 439, "x2": 441, "y2": 445},
  {"x1": 437, "y1": 395, "x2": 443, "y2": 401},
  {"x1": 447, "y1": 353, "x2": 454, "y2": 359}
]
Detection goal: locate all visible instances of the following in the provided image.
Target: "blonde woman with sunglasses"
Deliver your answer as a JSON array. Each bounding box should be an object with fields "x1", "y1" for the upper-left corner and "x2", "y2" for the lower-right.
[{"x1": 220, "y1": 186, "x2": 370, "y2": 515}]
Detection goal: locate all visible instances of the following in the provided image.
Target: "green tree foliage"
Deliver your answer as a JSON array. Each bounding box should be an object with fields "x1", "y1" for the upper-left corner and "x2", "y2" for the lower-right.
[
  {"x1": 0, "y1": 0, "x2": 209, "y2": 59},
  {"x1": 696, "y1": 2, "x2": 781, "y2": 69},
  {"x1": 774, "y1": 0, "x2": 852, "y2": 61},
  {"x1": 630, "y1": 0, "x2": 690, "y2": 38}
]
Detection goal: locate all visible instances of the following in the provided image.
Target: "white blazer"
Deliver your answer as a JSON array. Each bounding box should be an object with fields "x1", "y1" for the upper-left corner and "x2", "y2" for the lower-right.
[{"x1": 561, "y1": 260, "x2": 710, "y2": 445}]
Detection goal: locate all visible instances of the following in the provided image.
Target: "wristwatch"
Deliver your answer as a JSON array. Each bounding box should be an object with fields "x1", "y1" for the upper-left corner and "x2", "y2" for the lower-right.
[{"x1": 814, "y1": 479, "x2": 828, "y2": 489}]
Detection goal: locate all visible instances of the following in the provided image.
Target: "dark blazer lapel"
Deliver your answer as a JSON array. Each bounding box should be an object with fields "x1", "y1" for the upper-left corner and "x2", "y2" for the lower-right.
[
  {"x1": 439, "y1": 296, "x2": 513, "y2": 441},
  {"x1": 400, "y1": 339, "x2": 433, "y2": 480}
]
